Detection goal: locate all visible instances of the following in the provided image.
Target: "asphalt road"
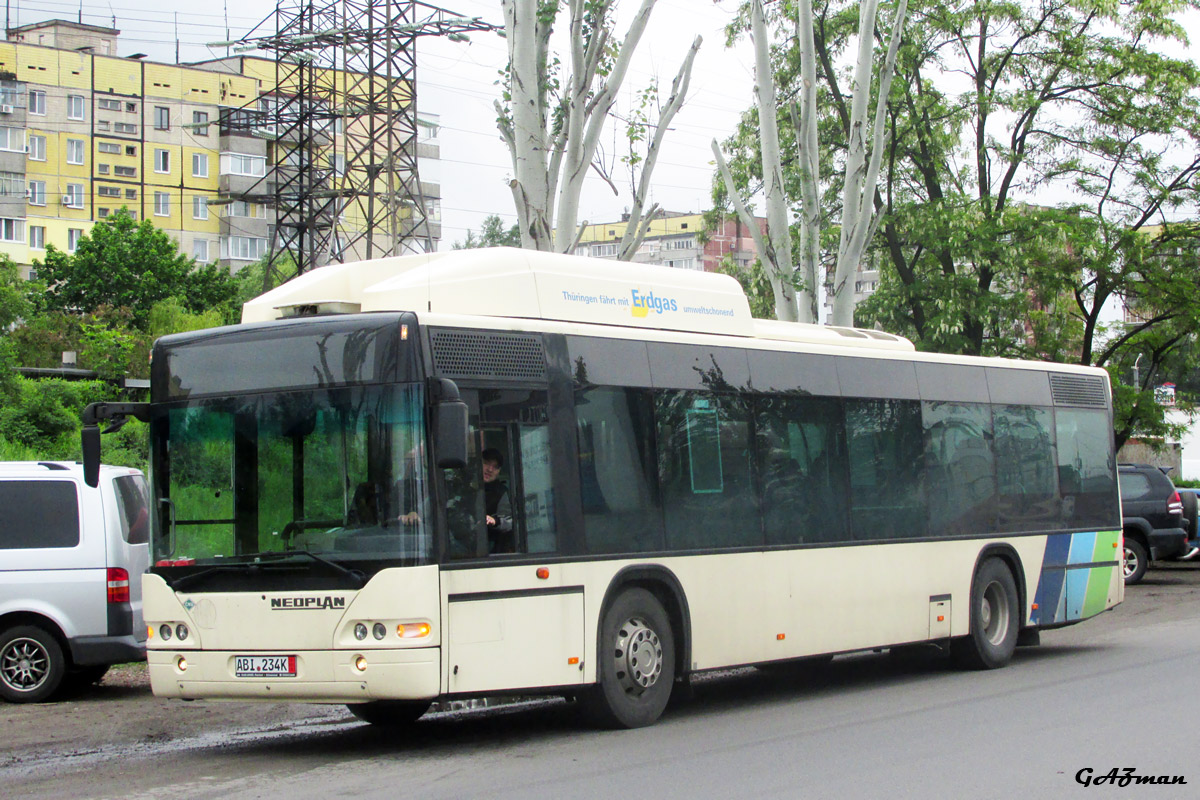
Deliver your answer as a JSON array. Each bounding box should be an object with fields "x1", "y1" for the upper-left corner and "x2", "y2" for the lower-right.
[{"x1": 5, "y1": 561, "x2": 1200, "y2": 800}]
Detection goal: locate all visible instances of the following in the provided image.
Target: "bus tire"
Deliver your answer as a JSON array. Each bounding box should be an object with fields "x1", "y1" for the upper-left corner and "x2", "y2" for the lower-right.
[
  {"x1": 347, "y1": 700, "x2": 431, "y2": 726},
  {"x1": 0, "y1": 625, "x2": 66, "y2": 703},
  {"x1": 1123, "y1": 537, "x2": 1149, "y2": 585},
  {"x1": 581, "y1": 587, "x2": 675, "y2": 729},
  {"x1": 953, "y1": 558, "x2": 1019, "y2": 670}
]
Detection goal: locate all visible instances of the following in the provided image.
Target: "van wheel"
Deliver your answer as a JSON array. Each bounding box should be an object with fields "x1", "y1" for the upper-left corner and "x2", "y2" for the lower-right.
[
  {"x1": 347, "y1": 700, "x2": 431, "y2": 726},
  {"x1": 0, "y1": 625, "x2": 66, "y2": 703},
  {"x1": 953, "y1": 558, "x2": 1019, "y2": 670},
  {"x1": 1123, "y1": 538, "x2": 1149, "y2": 584},
  {"x1": 581, "y1": 588, "x2": 675, "y2": 729}
]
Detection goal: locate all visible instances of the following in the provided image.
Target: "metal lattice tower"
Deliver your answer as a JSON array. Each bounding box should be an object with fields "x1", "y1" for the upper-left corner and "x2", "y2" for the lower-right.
[{"x1": 223, "y1": 1, "x2": 498, "y2": 277}]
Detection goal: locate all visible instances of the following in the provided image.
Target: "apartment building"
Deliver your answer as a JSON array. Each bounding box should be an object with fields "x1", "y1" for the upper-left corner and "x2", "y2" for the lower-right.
[
  {"x1": 0, "y1": 19, "x2": 439, "y2": 278},
  {"x1": 575, "y1": 212, "x2": 763, "y2": 272}
]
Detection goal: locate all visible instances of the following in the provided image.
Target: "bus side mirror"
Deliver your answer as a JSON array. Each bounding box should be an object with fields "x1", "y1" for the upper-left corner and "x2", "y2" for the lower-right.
[
  {"x1": 82, "y1": 425, "x2": 101, "y2": 487},
  {"x1": 435, "y1": 400, "x2": 469, "y2": 469}
]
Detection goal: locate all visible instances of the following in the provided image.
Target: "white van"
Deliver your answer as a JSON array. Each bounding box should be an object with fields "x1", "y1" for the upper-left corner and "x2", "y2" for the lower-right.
[{"x1": 0, "y1": 461, "x2": 150, "y2": 702}]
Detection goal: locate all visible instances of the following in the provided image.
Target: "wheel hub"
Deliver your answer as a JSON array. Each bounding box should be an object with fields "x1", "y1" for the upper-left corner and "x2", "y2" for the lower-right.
[
  {"x1": 2, "y1": 639, "x2": 49, "y2": 692},
  {"x1": 613, "y1": 617, "x2": 663, "y2": 696},
  {"x1": 981, "y1": 581, "x2": 1009, "y2": 646}
]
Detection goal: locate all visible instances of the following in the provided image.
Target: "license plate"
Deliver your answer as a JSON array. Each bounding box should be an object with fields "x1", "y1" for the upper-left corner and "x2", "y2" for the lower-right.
[{"x1": 234, "y1": 655, "x2": 297, "y2": 677}]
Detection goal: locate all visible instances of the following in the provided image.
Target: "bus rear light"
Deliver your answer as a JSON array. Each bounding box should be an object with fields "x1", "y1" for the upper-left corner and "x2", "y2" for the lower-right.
[
  {"x1": 107, "y1": 568, "x2": 130, "y2": 603},
  {"x1": 154, "y1": 558, "x2": 195, "y2": 567},
  {"x1": 397, "y1": 622, "x2": 431, "y2": 639}
]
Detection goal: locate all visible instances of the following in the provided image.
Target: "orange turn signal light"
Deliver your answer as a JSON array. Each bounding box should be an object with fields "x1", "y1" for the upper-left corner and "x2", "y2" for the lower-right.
[
  {"x1": 776, "y1": 633, "x2": 785, "y2": 641},
  {"x1": 536, "y1": 567, "x2": 550, "y2": 580}
]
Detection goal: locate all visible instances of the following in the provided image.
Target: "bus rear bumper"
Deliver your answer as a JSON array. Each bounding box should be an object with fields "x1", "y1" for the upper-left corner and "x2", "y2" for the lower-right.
[{"x1": 148, "y1": 647, "x2": 440, "y2": 703}]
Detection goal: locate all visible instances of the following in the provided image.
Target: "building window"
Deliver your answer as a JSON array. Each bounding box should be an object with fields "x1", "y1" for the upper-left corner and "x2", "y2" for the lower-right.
[
  {"x1": 154, "y1": 106, "x2": 170, "y2": 130},
  {"x1": 27, "y1": 180, "x2": 45, "y2": 206},
  {"x1": 0, "y1": 172, "x2": 22, "y2": 198},
  {"x1": 97, "y1": 98, "x2": 121, "y2": 111},
  {"x1": 666, "y1": 236, "x2": 695, "y2": 250},
  {"x1": 590, "y1": 243, "x2": 618, "y2": 257},
  {"x1": 220, "y1": 152, "x2": 266, "y2": 177},
  {"x1": 154, "y1": 192, "x2": 170, "y2": 216},
  {"x1": 125, "y1": 101, "x2": 137, "y2": 113},
  {"x1": 67, "y1": 95, "x2": 85, "y2": 120},
  {"x1": 125, "y1": 189, "x2": 137, "y2": 200},
  {"x1": 29, "y1": 225, "x2": 45, "y2": 250},
  {"x1": 154, "y1": 149, "x2": 170, "y2": 174},
  {"x1": 0, "y1": 218, "x2": 24, "y2": 243},
  {"x1": 64, "y1": 184, "x2": 84, "y2": 208},
  {"x1": 97, "y1": 164, "x2": 111, "y2": 175},
  {"x1": 222, "y1": 235, "x2": 267, "y2": 261},
  {"x1": 114, "y1": 165, "x2": 137, "y2": 177},
  {"x1": 193, "y1": 196, "x2": 208, "y2": 220},
  {"x1": 125, "y1": 145, "x2": 137, "y2": 156},
  {"x1": 98, "y1": 142, "x2": 121, "y2": 154},
  {"x1": 97, "y1": 207, "x2": 111, "y2": 219},
  {"x1": 28, "y1": 134, "x2": 45, "y2": 161},
  {"x1": 114, "y1": 122, "x2": 137, "y2": 135},
  {"x1": 66, "y1": 139, "x2": 85, "y2": 165},
  {"x1": 192, "y1": 110, "x2": 209, "y2": 136},
  {"x1": 95, "y1": 121, "x2": 110, "y2": 132},
  {"x1": 193, "y1": 239, "x2": 209, "y2": 263},
  {"x1": 226, "y1": 200, "x2": 266, "y2": 219},
  {"x1": 0, "y1": 126, "x2": 25, "y2": 152},
  {"x1": 67, "y1": 228, "x2": 83, "y2": 252},
  {"x1": 27, "y1": 90, "x2": 45, "y2": 115},
  {"x1": 192, "y1": 153, "x2": 208, "y2": 178},
  {"x1": 332, "y1": 153, "x2": 345, "y2": 176},
  {"x1": 98, "y1": 186, "x2": 122, "y2": 198}
]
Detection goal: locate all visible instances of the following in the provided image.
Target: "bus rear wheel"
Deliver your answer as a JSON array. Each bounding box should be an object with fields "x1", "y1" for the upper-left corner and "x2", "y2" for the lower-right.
[
  {"x1": 953, "y1": 558, "x2": 1019, "y2": 670},
  {"x1": 347, "y1": 700, "x2": 431, "y2": 726},
  {"x1": 581, "y1": 588, "x2": 675, "y2": 729}
]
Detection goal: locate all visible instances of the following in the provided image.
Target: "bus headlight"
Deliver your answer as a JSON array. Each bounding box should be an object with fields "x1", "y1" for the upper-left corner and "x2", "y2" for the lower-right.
[
  {"x1": 160, "y1": 623, "x2": 173, "y2": 641},
  {"x1": 354, "y1": 623, "x2": 368, "y2": 641}
]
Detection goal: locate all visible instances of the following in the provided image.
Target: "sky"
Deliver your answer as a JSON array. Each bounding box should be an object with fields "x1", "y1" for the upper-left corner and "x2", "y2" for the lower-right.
[{"x1": 3, "y1": 0, "x2": 757, "y2": 249}]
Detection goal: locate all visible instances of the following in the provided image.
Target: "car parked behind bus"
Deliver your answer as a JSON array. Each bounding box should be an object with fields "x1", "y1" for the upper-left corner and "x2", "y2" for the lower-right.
[
  {"x1": 0, "y1": 461, "x2": 150, "y2": 702},
  {"x1": 1118, "y1": 463, "x2": 1188, "y2": 584}
]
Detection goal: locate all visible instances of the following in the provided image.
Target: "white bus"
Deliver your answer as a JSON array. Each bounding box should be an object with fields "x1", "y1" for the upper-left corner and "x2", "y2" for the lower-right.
[{"x1": 83, "y1": 248, "x2": 1122, "y2": 728}]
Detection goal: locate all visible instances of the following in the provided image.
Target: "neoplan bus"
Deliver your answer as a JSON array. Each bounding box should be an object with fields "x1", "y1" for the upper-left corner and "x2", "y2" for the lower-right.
[{"x1": 82, "y1": 248, "x2": 1122, "y2": 728}]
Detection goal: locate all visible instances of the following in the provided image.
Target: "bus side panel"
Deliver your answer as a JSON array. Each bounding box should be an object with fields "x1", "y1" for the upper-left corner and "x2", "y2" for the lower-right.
[
  {"x1": 1030, "y1": 530, "x2": 1122, "y2": 625},
  {"x1": 441, "y1": 569, "x2": 586, "y2": 694}
]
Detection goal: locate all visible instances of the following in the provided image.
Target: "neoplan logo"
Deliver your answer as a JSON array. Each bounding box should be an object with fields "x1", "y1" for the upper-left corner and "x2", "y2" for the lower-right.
[{"x1": 270, "y1": 596, "x2": 347, "y2": 610}]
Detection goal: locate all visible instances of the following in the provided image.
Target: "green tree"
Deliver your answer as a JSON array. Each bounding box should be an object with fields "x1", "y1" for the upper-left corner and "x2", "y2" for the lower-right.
[
  {"x1": 453, "y1": 215, "x2": 522, "y2": 249},
  {"x1": 35, "y1": 208, "x2": 237, "y2": 329}
]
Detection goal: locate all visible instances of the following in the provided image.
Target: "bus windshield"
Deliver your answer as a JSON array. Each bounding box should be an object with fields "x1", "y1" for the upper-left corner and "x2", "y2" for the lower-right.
[{"x1": 153, "y1": 383, "x2": 432, "y2": 575}]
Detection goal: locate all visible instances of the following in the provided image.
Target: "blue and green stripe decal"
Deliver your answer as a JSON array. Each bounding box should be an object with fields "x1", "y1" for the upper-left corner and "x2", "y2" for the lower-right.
[{"x1": 1029, "y1": 530, "x2": 1120, "y2": 625}]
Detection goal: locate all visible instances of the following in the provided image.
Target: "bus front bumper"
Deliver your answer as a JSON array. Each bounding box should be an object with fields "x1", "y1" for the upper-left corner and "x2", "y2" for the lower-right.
[{"x1": 148, "y1": 647, "x2": 440, "y2": 703}]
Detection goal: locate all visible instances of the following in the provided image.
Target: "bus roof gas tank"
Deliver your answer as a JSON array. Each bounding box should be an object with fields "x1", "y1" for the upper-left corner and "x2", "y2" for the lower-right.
[
  {"x1": 242, "y1": 247, "x2": 914, "y2": 351},
  {"x1": 243, "y1": 247, "x2": 753, "y2": 336}
]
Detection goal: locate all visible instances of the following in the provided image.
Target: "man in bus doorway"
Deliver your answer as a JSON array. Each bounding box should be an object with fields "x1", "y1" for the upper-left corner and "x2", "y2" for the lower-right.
[{"x1": 482, "y1": 448, "x2": 515, "y2": 553}]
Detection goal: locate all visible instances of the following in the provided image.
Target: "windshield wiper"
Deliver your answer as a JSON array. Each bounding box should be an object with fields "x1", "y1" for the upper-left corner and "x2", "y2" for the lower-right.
[{"x1": 163, "y1": 550, "x2": 366, "y2": 591}]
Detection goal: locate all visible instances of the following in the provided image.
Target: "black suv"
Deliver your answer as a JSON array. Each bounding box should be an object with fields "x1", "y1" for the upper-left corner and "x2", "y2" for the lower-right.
[{"x1": 1118, "y1": 463, "x2": 1188, "y2": 584}]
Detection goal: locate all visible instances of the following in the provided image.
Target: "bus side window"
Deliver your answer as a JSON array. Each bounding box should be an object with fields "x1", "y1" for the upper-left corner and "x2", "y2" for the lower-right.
[{"x1": 517, "y1": 425, "x2": 556, "y2": 553}]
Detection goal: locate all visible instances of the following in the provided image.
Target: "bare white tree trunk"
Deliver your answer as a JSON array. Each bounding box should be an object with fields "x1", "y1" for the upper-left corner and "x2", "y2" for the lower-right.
[
  {"x1": 500, "y1": 0, "x2": 553, "y2": 249},
  {"x1": 830, "y1": 0, "x2": 908, "y2": 327},
  {"x1": 792, "y1": 0, "x2": 821, "y2": 324},
  {"x1": 498, "y1": 0, "x2": 695, "y2": 255}
]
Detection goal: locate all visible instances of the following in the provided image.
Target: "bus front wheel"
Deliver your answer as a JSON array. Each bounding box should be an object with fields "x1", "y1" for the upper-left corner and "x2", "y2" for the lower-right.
[
  {"x1": 582, "y1": 587, "x2": 675, "y2": 729},
  {"x1": 953, "y1": 558, "x2": 1019, "y2": 670},
  {"x1": 347, "y1": 700, "x2": 431, "y2": 726}
]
